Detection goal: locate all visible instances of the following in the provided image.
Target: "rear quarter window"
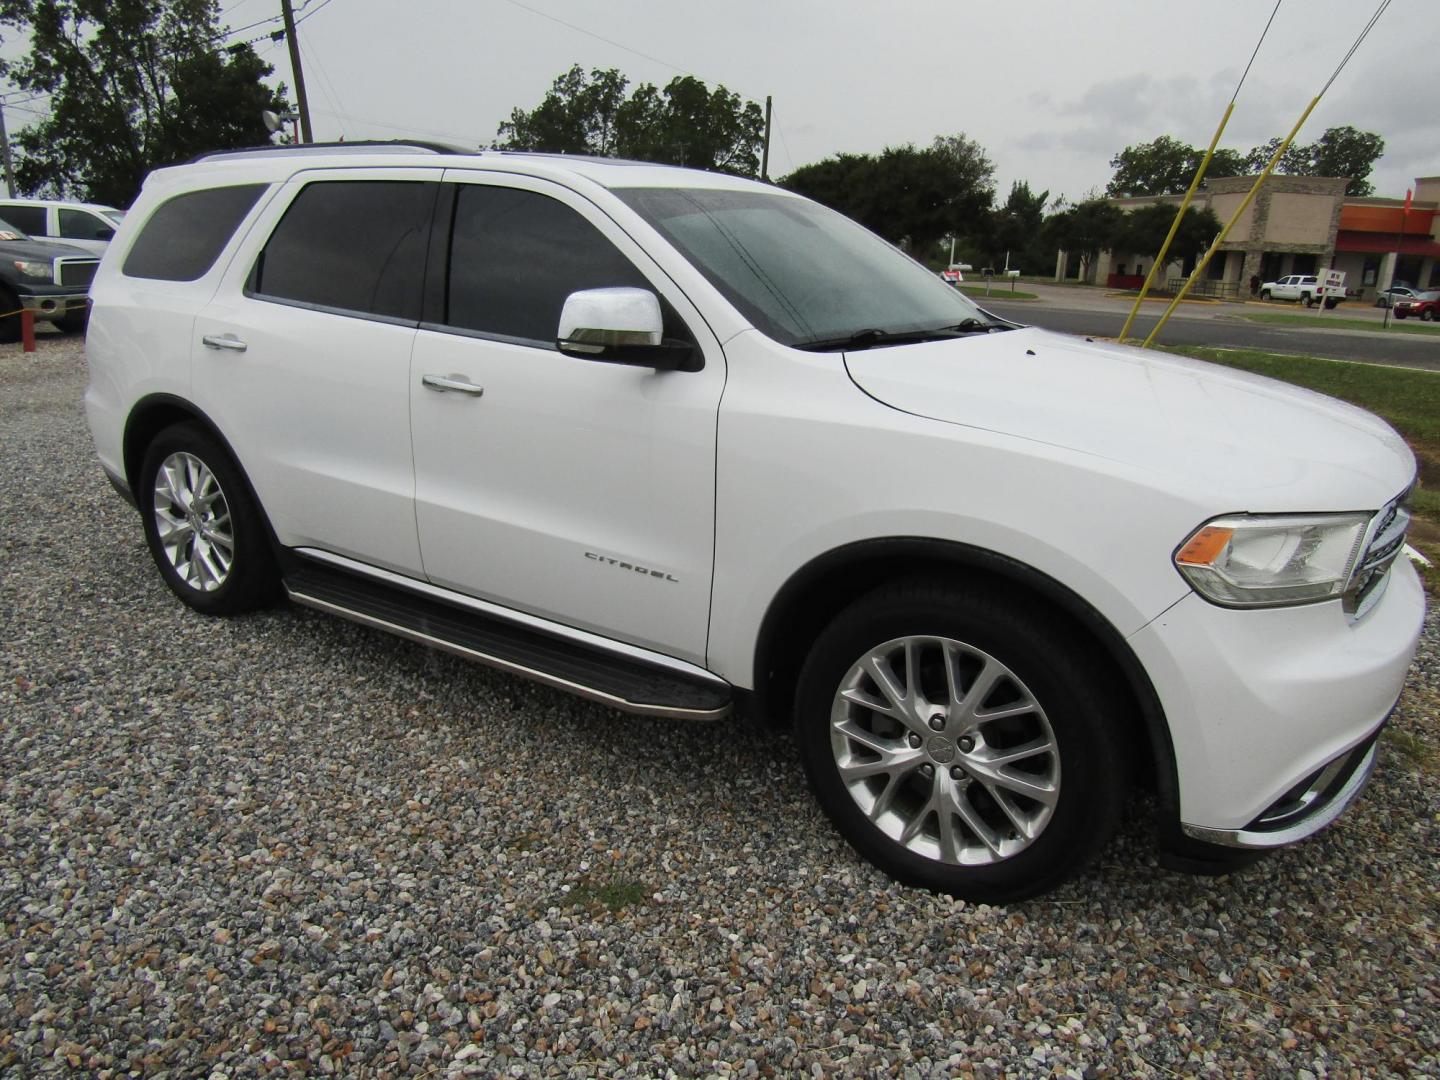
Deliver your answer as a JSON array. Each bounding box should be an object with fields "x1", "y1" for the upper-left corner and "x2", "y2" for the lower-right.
[{"x1": 123, "y1": 184, "x2": 268, "y2": 281}]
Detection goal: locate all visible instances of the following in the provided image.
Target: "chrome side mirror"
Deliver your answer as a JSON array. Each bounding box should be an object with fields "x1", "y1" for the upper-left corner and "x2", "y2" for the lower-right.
[{"x1": 557, "y1": 287, "x2": 698, "y2": 371}]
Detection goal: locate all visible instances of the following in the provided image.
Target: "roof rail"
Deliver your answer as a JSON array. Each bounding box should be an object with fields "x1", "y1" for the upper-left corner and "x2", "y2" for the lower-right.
[{"x1": 188, "y1": 139, "x2": 472, "y2": 164}]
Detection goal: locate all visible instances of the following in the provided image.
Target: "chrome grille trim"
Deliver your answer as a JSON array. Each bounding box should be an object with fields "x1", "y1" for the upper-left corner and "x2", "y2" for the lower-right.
[{"x1": 51, "y1": 256, "x2": 99, "y2": 289}]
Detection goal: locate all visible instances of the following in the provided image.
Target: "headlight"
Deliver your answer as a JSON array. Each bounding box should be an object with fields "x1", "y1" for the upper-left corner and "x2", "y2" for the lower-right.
[
  {"x1": 12, "y1": 260, "x2": 53, "y2": 281},
  {"x1": 1174, "y1": 512, "x2": 1371, "y2": 608}
]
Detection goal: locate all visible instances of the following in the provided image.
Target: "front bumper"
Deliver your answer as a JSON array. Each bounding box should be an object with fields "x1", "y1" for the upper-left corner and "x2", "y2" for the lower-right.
[
  {"x1": 14, "y1": 284, "x2": 89, "y2": 316},
  {"x1": 1129, "y1": 554, "x2": 1423, "y2": 840},
  {"x1": 1179, "y1": 721, "x2": 1384, "y2": 848}
]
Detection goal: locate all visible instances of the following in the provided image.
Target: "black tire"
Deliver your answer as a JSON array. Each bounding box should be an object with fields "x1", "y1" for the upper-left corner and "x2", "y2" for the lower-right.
[
  {"x1": 0, "y1": 288, "x2": 21, "y2": 345},
  {"x1": 1259, "y1": 290, "x2": 1271, "y2": 300},
  {"x1": 138, "y1": 422, "x2": 279, "y2": 615},
  {"x1": 1395, "y1": 310, "x2": 1408, "y2": 320},
  {"x1": 794, "y1": 579, "x2": 1128, "y2": 903},
  {"x1": 56, "y1": 307, "x2": 89, "y2": 334},
  {"x1": 1303, "y1": 294, "x2": 1316, "y2": 308},
  {"x1": 1422, "y1": 309, "x2": 1434, "y2": 322}
]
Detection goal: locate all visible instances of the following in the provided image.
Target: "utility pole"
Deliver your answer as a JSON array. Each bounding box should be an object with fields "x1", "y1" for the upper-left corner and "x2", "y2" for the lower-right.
[
  {"x1": 0, "y1": 103, "x2": 14, "y2": 197},
  {"x1": 761, "y1": 95, "x2": 772, "y2": 182},
  {"x1": 280, "y1": 0, "x2": 314, "y2": 143}
]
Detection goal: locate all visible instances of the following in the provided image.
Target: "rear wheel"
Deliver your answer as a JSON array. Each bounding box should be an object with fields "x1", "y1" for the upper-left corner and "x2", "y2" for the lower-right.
[
  {"x1": 139, "y1": 423, "x2": 279, "y2": 614},
  {"x1": 1303, "y1": 294, "x2": 1316, "y2": 308},
  {"x1": 794, "y1": 580, "x2": 1128, "y2": 903},
  {"x1": 1422, "y1": 308, "x2": 1434, "y2": 322}
]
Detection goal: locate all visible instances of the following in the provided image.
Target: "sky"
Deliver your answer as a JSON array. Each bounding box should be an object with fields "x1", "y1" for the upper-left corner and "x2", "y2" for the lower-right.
[{"x1": 6, "y1": 0, "x2": 1437, "y2": 205}]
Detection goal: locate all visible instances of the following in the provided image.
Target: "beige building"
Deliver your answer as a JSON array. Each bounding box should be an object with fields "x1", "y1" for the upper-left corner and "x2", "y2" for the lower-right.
[{"x1": 1060, "y1": 174, "x2": 1440, "y2": 300}]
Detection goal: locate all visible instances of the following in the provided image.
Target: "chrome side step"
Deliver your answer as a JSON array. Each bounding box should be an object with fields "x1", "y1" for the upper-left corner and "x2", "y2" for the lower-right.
[{"x1": 283, "y1": 559, "x2": 731, "y2": 722}]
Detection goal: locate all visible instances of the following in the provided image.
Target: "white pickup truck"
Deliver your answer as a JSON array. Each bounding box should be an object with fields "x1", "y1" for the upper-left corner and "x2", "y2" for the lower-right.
[{"x1": 1260, "y1": 274, "x2": 1342, "y2": 309}]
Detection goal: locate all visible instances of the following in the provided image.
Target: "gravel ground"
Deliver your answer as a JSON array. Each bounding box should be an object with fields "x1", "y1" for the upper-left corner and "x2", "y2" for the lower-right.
[{"x1": 2, "y1": 336, "x2": 1437, "y2": 1078}]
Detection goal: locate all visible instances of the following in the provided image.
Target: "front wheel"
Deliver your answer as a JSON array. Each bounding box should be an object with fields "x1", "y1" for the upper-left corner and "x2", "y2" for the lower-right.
[
  {"x1": 1421, "y1": 309, "x2": 1434, "y2": 322},
  {"x1": 139, "y1": 422, "x2": 279, "y2": 614},
  {"x1": 1260, "y1": 290, "x2": 1271, "y2": 300},
  {"x1": 794, "y1": 580, "x2": 1128, "y2": 903},
  {"x1": 1303, "y1": 295, "x2": 1316, "y2": 307}
]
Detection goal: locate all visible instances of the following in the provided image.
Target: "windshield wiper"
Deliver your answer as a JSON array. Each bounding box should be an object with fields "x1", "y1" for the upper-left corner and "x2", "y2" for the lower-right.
[{"x1": 795, "y1": 318, "x2": 1008, "y2": 352}]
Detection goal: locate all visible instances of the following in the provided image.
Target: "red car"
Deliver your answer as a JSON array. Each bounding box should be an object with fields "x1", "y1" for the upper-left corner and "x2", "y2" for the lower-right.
[{"x1": 1393, "y1": 290, "x2": 1439, "y2": 321}]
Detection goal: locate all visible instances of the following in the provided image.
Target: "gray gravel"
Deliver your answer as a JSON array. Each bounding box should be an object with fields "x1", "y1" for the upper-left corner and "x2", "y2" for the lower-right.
[{"x1": 2, "y1": 335, "x2": 1438, "y2": 1078}]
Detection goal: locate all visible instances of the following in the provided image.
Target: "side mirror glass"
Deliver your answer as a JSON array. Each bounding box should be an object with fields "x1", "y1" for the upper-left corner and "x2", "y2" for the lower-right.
[{"x1": 557, "y1": 287, "x2": 698, "y2": 371}]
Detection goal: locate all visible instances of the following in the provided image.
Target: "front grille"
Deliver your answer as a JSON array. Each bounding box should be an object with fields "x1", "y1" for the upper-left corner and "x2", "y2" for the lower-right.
[
  {"x1": 1345, "y1": 489, "x2": 1411, "y2": 617},
  {"x1": 53, "y1": 258, "x2": 98, "y2": 288}
]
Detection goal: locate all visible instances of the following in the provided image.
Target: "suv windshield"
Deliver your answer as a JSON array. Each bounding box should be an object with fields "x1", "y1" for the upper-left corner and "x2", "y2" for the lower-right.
[{"x1": 616, "y1": 187, "x2": 993, "y2": 349}]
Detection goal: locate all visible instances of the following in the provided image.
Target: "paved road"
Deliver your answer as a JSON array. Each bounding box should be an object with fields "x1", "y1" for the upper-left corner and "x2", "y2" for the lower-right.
[{"x1": 978, "y1": 293, "x2": 1440, "y2": 372}]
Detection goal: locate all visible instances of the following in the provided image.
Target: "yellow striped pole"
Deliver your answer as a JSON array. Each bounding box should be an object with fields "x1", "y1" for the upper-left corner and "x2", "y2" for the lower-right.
[
  {"x1": 1142, "y1": 95, "x2": 1322, "y2": 349},
  {"x1": 1118, "y1": 102, "x2": 1236, "y2": 343}
]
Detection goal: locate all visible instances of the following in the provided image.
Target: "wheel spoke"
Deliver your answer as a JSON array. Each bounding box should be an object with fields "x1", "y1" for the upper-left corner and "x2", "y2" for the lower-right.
[
  {"x1": 974, "y1": 737, "x2": 1053, "y2": 767},
  {"x1": 965, "y1": 758, "x2": 1058, "y2": 807},
  {"x1": 839, "y1": 685, "x2": 900, "y2": 720},
  {"x1": 862, "y1": 653, "x2": 910, "y2": 717},
  {"x1": 947, "y1": 783, "x2": 1004, "y2": 856},
  {"x1": 898, "y1": 790, "x2": 937, "y2": 846},
  {"x1": 958, "y1": 658, "x2": 1004, "y2": 717}
]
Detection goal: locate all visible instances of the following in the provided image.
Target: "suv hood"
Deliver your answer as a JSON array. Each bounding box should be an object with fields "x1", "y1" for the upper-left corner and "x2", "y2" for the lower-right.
[{"x1": 844, "y1": 327, "x2": 1414, "y2": 509}]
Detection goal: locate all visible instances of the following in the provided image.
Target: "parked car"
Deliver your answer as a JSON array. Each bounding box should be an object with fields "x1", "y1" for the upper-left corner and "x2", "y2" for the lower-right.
[
  {"x1": 84, "y1": 144, "x2": 1422, "y2": 902},
  {"x1": 0, "y1": 197, "x2": 126, "y2": 256},
  {"x1": 1259, "y1": 274, "x2": 1343, "y2": 308},
  {"x1": 0, "y1": 217, "x2": 99, "y2": 340},
  {"x1": 1392, "y1": 291, "x2": 1439, "y2": 321},
  {"x1": 1374, "y1": 283, "x2": 1421, "y2": 309}
]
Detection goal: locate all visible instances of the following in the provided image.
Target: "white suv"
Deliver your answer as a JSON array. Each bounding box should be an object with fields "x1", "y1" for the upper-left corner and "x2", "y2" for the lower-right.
[{"x1": 84, "y1": 144, "x2": 1423, "y2": 902}]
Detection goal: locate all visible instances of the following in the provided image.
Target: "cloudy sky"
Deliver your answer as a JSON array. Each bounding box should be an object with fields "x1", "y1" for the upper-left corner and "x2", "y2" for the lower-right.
[{"x1": 12, "y1": 0, "x2": 1438, "y2": 204}]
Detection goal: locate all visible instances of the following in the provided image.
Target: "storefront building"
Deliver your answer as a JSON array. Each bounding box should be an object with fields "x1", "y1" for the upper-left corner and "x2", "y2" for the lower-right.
[{"x1": 1070, "y1": 174, "x2": 1440, "y2": 300}]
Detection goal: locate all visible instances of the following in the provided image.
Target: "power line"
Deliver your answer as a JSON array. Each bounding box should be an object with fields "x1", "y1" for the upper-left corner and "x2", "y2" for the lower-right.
[
  {"x1": 295, "y1": 0, "x2": 338, "y2": 27},
  {"x1": 496, "y1": 0, "x2": 693, "y2": 78},
  {"x1": 1232, "y1": 0, "x2": 1282, "y2": 103},
  {"x1": 1321, "y1": 0, "x2": 1391, "y2": 96}
]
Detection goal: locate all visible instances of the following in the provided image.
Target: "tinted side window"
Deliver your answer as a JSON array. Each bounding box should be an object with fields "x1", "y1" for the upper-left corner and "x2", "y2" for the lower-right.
[
  {"x1": 445, "y1": 186, "x2": 649, "y2": 343},
  {"x1": 251, "y1": 180, "x2": 435, "y2": 322},
  {"x1": 0, "y1": 205, "x2": 48, "y2": 235},
  {"x1": 59, "y1": 209, "x2": 113, "y2": 240},
  {"x1": 124, "y1": 185, "x2": 267, "y2": 281}
]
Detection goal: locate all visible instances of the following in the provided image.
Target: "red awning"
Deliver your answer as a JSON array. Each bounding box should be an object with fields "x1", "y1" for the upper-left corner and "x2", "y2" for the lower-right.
[{"x1": 1334, "y1": 229, "x2": 1440, "y2": 257}]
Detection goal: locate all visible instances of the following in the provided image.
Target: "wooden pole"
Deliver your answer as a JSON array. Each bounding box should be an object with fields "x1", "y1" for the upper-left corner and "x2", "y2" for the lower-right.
[{"x1": 280, "y1": 0, "x2": 314, "y2": 143}]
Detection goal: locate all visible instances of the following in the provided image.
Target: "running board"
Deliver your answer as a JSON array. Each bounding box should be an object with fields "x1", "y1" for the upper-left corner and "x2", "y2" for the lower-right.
[{"x1": 283, "y1": 560, "x2": 731, "y2": 721}]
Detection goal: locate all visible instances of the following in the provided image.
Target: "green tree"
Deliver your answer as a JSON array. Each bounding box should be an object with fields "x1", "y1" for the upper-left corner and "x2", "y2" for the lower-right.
[
  {"x1": 1106, "y1": 135, "x2": 1247, "y2": 197},
  {"x1": 1109, "y1": 202, "x2": 1222, "y2": 270},
  {"x1": 781, "y1": 133, "x2": 995, "y2": 254},
  {"x1": 495, "y1": 65, "x2": 629, "y2": 157},
  {"x1": 985, "y1": 180, "x2": 1050, "y2": 273},
  {"x1": 1113, "y1": 126, "x2": 1385, "y2": 199},
  {"x1": 497, "y1": 66, "x2": 765, "y2": 176},
  {"x1": 1043, "y1": 197, "x2": 1124, "y2": 280},
  {"x1": 0, "y1": 0, "x2": 288, "y2": 207},
  {"x1": 1302, "y1": 126, "x2": 1385, "y2": 197}
]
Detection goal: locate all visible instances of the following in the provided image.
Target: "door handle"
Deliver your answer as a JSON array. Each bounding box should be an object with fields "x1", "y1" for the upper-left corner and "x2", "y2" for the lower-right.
[
  {"x1": 202, "y1": 333, "x2": 248, "y2": 353},
  {"x1": 422, "y1": 374, "x2": 484, "y2": 397}
]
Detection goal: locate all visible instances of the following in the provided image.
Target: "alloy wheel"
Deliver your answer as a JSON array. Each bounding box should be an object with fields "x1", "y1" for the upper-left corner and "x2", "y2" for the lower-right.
[
  {"x1": 829, "y1": 635, "x2": 1060, "y2": 866},
  {"x1": 152, "y1": 451, "x2": 234, "y2": 592}
]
